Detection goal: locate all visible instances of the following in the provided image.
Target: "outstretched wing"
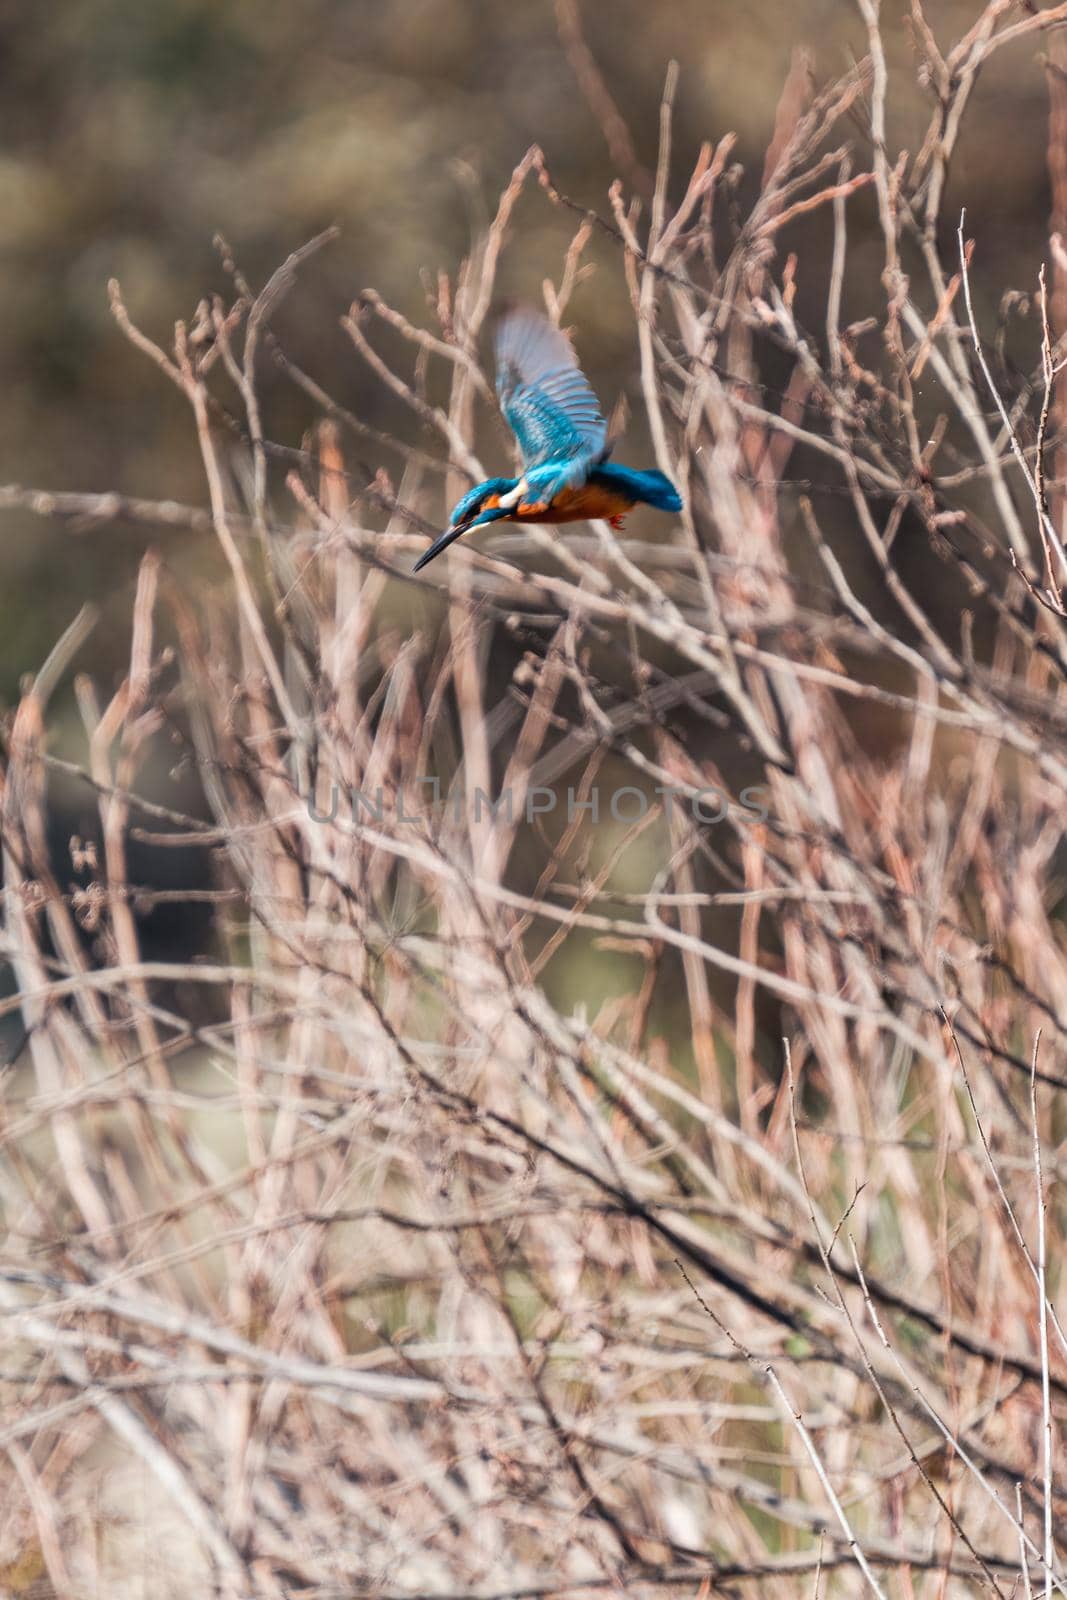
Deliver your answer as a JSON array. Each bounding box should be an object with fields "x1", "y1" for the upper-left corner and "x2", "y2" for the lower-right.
[{"x1": 495, "y1": 308, "x2": 608, "y2": 475}]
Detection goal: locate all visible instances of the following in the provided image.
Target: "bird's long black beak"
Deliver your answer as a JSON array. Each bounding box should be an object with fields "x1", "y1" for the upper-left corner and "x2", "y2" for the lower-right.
[{"x1": 413, "y1": 516, "x2": 478, "y2": 574}]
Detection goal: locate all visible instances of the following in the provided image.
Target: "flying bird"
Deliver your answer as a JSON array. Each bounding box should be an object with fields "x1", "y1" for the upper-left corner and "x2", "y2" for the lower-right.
[{"x1": 413, "y1": 307, "x2": 682, "y2": 572}]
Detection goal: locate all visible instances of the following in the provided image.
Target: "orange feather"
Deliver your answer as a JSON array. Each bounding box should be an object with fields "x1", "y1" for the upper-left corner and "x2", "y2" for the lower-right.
[{"x1": 511, "y1": 483, "x2": 635, "y2": 524}]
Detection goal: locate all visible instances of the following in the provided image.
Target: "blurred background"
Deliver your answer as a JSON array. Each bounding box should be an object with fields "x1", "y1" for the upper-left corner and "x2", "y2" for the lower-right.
[
  {"x1": 0, "y1": 0, "x2": 1057, "y2": 695},
  {"x1": 5, "y1": 15, "x2": 1067, "y2": 1589}
]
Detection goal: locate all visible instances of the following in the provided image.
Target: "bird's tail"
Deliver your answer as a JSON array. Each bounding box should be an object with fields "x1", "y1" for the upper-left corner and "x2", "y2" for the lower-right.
[
  {"x1": 628, "y1": 468, "x2": 683, "y2": 511},
  {"x1": 596, "y1": 464, "x2": 682, "y2": 512}
]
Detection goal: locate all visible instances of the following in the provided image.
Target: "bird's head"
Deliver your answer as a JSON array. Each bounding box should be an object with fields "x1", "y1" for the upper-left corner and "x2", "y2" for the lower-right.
[
  {"x1": 447, "y1": 477, "x2": 517, "y2": 531},
  {"x1": 413, "y1": 477, "x2": 518, "y2": 574}
]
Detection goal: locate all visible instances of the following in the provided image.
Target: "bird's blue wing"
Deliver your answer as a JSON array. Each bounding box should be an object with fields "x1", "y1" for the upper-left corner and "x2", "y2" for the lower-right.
[{"x1": 495, "y1": 308, "x2": 608, "y2": 478}]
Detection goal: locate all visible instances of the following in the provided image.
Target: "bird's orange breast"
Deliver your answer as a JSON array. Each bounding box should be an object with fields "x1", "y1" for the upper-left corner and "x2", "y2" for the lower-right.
[{"x1": 513, "y1": 484, "x2": 635, "y2": 524}]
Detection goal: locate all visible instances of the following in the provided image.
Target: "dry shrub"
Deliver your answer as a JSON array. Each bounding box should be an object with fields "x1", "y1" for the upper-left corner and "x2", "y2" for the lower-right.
[{"x1": 5, "y1": 6, "x2": 1067, "y2": 1597}]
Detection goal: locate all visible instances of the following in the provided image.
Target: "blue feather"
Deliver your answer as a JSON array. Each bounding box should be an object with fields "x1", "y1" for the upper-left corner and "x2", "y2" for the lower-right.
[
  {"x1": 495, "y1": 308, "x2": 607, "y2": 479},
  {"x1": 591, "y1": 464, "x2": 682, "y2": 512},
  {"x1": 448, "y1": 477, "x2": 515, "y2": 527}
]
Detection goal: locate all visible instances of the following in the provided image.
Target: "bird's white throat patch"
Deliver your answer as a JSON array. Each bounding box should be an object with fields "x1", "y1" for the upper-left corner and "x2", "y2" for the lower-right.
[{"x1": 497, "y1": 478, "x2": 528, "y2": 510}]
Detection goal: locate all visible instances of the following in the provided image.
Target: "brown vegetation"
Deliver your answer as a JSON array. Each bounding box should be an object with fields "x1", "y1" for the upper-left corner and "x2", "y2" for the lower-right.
[{"x1": 4, "y1": 4, "x2": 1067, "y2": 1596}]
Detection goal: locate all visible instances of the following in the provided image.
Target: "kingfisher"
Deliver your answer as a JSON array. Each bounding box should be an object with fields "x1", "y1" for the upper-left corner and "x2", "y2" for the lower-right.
[{"x1": 413, "y1": 306, "x2": 682, "y2": 572}]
